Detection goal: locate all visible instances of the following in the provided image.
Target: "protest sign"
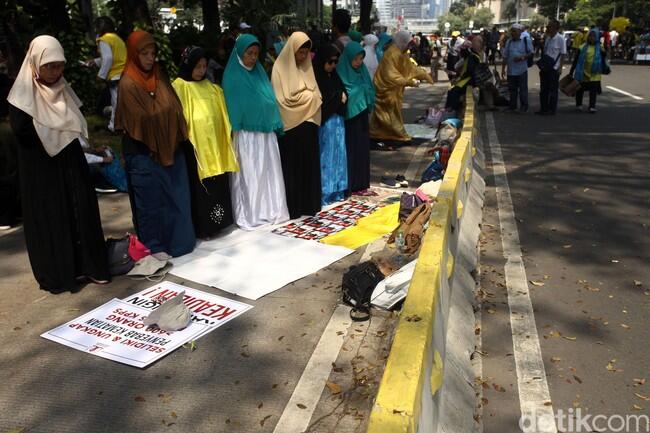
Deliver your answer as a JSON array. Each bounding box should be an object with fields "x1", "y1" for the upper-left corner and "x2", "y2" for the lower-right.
[
  {"x1": 41, "y1": 299, "x2": 207, "y2": 368},
  {"x1": 122, "y1": 281, "x2": 253, "y2": 339},
  {"x1": 42, "y1": 283, "x2": 253, "y2": 367}
]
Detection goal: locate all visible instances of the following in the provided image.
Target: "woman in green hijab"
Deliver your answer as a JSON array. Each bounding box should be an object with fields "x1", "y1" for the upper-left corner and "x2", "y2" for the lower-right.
[
  {"x1": 336, "y1": 41, "x2": 375, "y2": 195},
  {"x1": 222, "y1": 34, "x2": 289, "y2": 230}
]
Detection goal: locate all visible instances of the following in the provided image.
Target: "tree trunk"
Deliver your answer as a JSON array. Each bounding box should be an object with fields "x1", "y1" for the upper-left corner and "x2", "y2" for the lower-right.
[
  {"x1": 48, "y1": 0, "x2": 71, "y2": 33},
  {"x1": 360, "y1": 0, "x2": 372, "y2": 34},
  {"x1": 118, "y1": 0, "x2": 153, "y2": 32},
  {"x1": 202, "y1": 0, "x2": 221, "y2": 35},
  {"x1": 78, "y1": 0, "x2": 94, "y2": 38},
  {"x1": 332, "y1": 0, "x2": 337, "y2": 15}
]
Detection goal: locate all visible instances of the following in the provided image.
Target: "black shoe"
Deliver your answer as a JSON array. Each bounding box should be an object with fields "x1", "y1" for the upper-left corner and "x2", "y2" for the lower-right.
[
  {"x1": 395, "y1": 175, "x2": 409, "y2": 187},
  {"x1": 380, "y1": 176, "x2": 400, "y2": 188}
]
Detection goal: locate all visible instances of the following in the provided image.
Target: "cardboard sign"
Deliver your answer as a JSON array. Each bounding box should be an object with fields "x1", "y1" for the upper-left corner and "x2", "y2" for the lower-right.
[{"x1": 41, "y1": 299, "x2": 207, "y2": 368}]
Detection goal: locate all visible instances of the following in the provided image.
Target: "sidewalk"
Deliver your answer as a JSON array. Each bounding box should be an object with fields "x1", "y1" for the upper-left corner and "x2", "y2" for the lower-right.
[{"x1": 0, "y1": 80, "x2": 450, "y2": 433}]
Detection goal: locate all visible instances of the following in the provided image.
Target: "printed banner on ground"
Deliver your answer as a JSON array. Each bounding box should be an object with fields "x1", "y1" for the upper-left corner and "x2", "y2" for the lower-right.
[
  {"x1": 41, "y1": 298, "x2": 207, "y2": 368},
  {"x1": 122, "y1": 281, "x2": 253, "y2": 339},
  {"x1": 41, "y1": 283, "x2": 253, "y2": 368}
]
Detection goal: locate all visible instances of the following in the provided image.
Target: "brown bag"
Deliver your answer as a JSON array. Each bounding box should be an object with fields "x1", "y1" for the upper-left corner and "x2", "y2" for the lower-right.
[
  {"x1": 560, "y1": 75, "x2": 581, "y2": 97},
  {"x1": 388, "y1": 203, "x2": 432, "y2": 254}
]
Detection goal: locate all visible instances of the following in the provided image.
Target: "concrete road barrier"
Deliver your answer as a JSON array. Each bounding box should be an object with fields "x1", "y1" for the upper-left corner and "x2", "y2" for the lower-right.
[{"x1": 367, "y1": 88, "x2": 481, "y2": 433}]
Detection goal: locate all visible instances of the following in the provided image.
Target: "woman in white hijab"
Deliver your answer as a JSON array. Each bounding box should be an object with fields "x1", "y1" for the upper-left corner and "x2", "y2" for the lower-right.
[
  {"x1": 363, "y1": 34, "x2": 379, "y2": 78},
  {"x1": 271, "y1": 31, "x2": 323, "y2": 219},
  {"x1": 7, "y1": 35, "x2": 109, "y2": 293}
]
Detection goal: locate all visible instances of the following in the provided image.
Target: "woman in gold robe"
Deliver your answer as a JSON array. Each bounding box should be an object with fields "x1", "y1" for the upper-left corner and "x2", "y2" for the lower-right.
[{"x1": 370, "y1": 31, "x2": 433, "y2": 143}]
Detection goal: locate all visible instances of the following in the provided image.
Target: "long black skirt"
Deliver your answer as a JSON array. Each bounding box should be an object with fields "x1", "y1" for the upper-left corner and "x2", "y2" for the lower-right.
[
  {"x1": 344, "y1": 110, "x2": 371, "y2": 193},
  {"x1": 9, "y1": 107, "x2": 109, "y2": 293},
  {"x1": 278, "y1": 121, "x2": 322, "y2": 219},
  {"x1": 182, "y1": 141, "x2": 233, "y2": 239}
]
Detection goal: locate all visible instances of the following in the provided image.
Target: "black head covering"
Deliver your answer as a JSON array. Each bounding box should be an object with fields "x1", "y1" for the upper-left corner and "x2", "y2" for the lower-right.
[
  {"x1": 313, "y1": 44, "x2": 347, "y2": 122},
  {"x1": 178, "y1": 46, "x2": 207, "y2": 81}
]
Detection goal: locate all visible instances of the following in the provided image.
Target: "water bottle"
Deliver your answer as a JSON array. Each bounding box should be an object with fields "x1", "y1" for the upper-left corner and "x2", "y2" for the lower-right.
[{"x1": 396, "y1": 230, "x2": 405, "y2": 252}]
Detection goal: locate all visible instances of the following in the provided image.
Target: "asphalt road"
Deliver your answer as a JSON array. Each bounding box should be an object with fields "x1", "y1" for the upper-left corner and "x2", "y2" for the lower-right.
[{"x1": 479, "y1": 63, "x2": 650, "y2": 432}]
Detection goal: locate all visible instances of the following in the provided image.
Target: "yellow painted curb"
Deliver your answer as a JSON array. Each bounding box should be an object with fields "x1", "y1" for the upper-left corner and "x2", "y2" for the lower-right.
[{"x1": 366, "y1": 87, "x2": 476, "y2": 433}]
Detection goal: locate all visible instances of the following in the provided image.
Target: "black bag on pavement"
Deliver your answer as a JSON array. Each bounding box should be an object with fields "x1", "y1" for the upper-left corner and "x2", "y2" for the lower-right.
[
  {"x1": 472, "y1": 63, "x2": 493, "y2": 87},
  {"x1": 342, "y1": 261, "x2": 385, "y2": 321},
  {"x1": 106, "y1": 236, "x2": 135, "y2": 276}
]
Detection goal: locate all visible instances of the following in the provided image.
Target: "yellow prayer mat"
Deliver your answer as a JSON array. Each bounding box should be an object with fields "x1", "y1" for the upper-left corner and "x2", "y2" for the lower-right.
[{"x1": 320, "y1": 202, "x2": 400, "y2": 250}]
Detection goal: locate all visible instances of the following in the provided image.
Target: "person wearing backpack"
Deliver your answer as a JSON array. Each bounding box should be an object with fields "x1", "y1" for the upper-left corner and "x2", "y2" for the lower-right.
[
  {"x1": 501, "y1": 23, "x2": 534, "y2": 112},
  {"x1": 536, "y1": 20, "x2": 566, "y2": 115}
]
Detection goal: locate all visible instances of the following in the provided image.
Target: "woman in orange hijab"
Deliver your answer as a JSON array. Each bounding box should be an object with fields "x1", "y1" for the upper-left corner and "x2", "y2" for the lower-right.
[{"x1": 115, "y1": 31, "x2": 195, "y2": 257}]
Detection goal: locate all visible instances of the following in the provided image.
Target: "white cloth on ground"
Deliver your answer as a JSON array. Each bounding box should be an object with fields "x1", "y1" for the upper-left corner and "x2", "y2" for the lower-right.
[
  {"x1": 170, "y1": 229, "x2": 353, "y2": 300},
  {"x1": 229, "y1": 130, "x2": 290, "y2": 230}
]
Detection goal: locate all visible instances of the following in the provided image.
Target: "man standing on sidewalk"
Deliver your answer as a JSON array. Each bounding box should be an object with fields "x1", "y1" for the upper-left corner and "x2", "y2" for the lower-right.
[
  {"x1": 537, "y1": 20, "x2": 566, "y2": 115},
  {"x1": 501, "y1": 23, "x2": 534, "y2": 112}
]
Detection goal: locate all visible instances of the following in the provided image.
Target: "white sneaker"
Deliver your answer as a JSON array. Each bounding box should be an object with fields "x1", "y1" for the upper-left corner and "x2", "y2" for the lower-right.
[{"x1": 588, "y1": 107, "x2": 597, "y2": 114}]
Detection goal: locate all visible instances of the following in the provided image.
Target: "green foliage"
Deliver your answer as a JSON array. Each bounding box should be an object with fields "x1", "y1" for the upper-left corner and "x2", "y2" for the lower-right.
[
  {"x1": 437, "y1": 6, "x2": 494, "y2": 32},
  {"x1": 59, "y1": 1, "x2": 100, "y2": 113},
  {"x1": 222, "y1": 0, "x2": 296, "y2": 31},
  {"x1": 565, "y1": 0, "x2": 614, "y2": 28},
  {"x1": 437, "y1": 12, "x2": 466, "y2": 32},
  {"x1": 470, "y1": 7, "x2": 495, "y2": 29},
  {"x1": 527, "y1": 12, "x2": 548, "y2": 29}
]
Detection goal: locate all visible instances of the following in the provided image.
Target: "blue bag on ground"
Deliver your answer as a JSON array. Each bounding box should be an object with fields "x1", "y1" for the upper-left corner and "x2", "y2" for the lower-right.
[
  {"x1": 421, "y1": 151, "x2": 445, "y2": 182},
  {"x1": 100, "y1": 156, "x2": 128, "y2": 192}
]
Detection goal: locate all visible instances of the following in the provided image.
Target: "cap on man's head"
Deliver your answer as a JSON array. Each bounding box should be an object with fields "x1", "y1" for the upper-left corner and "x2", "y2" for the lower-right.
[
  {"x1": 451, "y1": 30, "x2": 461, "y2": 37},
  {"x1": 239, "y1": 22, "x2": 252, "y2": 30},
  {"x1": 511, "y1": 23, "x2": 524, "y2": 31},
  {"x1": 583, "y1": 26, "x2": 589, "y2": 32}
]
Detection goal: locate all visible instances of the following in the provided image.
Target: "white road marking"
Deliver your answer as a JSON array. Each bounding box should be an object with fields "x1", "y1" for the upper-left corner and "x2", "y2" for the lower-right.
[
  {"x1": 272, "y1": 305, "x2": 351, "y2": 433},
  {"x1": 485, "y1": 112, "x2": 557, "y2": 433},
  {"x1": 606, "y1": 86, "x2": 644, "y2": 100},
  {"x1": 273, "y1": 237, "x2": 381, "y2": 432}
]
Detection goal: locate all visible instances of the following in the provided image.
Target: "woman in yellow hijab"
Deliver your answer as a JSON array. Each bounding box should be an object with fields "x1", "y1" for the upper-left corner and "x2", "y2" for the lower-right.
[
  {"x1": 172, "y1": 46, "x2": 239, "y2": 238},
  {"x1": 370, "y1": 31, "x2": 433, "y2": 144},
  {"x1": 271, "y1": 31, "x2": 323, "y2": 219}
]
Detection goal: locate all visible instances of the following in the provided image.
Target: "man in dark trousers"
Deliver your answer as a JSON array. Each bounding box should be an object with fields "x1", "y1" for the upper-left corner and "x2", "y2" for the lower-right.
[{"x1": 536, "y1": 20, "x2": 566, "y2": 115}]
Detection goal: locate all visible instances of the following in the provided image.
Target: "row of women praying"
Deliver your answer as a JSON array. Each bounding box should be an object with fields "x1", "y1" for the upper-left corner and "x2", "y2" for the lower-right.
[{"x1": 8, "y1": 29, "x2": 392, "y2": 293}]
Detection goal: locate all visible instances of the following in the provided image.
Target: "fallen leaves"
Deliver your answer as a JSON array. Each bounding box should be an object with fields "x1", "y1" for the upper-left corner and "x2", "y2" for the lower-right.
[
  {"x1": 573, "y1": 375, "x2": 583, "y2": 384},
  {"x1": 606, "y1": 359, "x2": 622, "y2": 373},
  {"x1": 633, "y1": 404, "x2": 644, "y2": 411},
  {"x1": 550, "y1": 357, "x2": 562, "y2": 363},
  {"x1": 325, "y1": 381, "x2": 342, "y2": 395},
  {"x1": 492, "y1": 383, "x2": 506, "y2": 393},
  {"x1": 634, "y1": 280, "x2": 643, "y2": 287},
  {"x1": 404, "y1": 314, "x2": 422, "y2": 322},
  {"x1": 296, "y1": 403, "x2": 307, "y2": 409},
  {"x1": 621, "y1": 324, "x2": 631, "y2": 330},
  {"x1": 134, "y1": 396, "x2": 146, "y2": 402},
  {"x1": 260, "y1": 415, "x2": 272, "y2": 426},
  {"x1": 562, "y1": 335, "x2": 577, "y2": 341},
  {"x1": 530, "y1": 281, "x2": 545, "y2": 287},
  {"x1": 634, "y1": 393, "x2": 650, "y2": 401},
  {"x1": 634, "y1": 378, "x2": 646, "y2": 386}
]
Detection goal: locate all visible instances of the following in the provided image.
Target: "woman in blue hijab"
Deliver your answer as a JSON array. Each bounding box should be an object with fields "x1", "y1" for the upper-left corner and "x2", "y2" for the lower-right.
[
  {"x1": 570, "y1": 28, "x2": 607, "y2": 113},
  {"x1": 336, "y1": 41, "x2": 375, "y2": 194},
  {"x1": 222, "y1": 34, "x2": 289, "y2": 229},
  {"x1": 376, "y1": 32, "x2": 392, "y2": 62}
]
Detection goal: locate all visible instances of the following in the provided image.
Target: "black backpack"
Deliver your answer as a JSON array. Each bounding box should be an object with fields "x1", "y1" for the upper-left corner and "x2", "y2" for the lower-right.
[{"x1": 342, "y1": 261, "x2": 385, "y2": 321}]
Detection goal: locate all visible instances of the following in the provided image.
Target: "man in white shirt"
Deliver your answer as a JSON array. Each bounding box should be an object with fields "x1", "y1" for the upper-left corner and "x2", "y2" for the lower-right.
[{"x1": 537, "y1": 20, "x2": 566, "y2": 115}]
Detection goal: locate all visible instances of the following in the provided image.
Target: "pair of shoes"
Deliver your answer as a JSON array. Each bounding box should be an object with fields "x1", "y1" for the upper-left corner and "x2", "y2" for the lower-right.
[
  {"x1": 395, "y1": 175, "x2": 409, "y2": 187},
  {"x1": 88, "y1": 276, "x2": 110, "y2": 285},
  {"x1": 588, "y1": 107, "x2": 597, "y2": 114}
]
